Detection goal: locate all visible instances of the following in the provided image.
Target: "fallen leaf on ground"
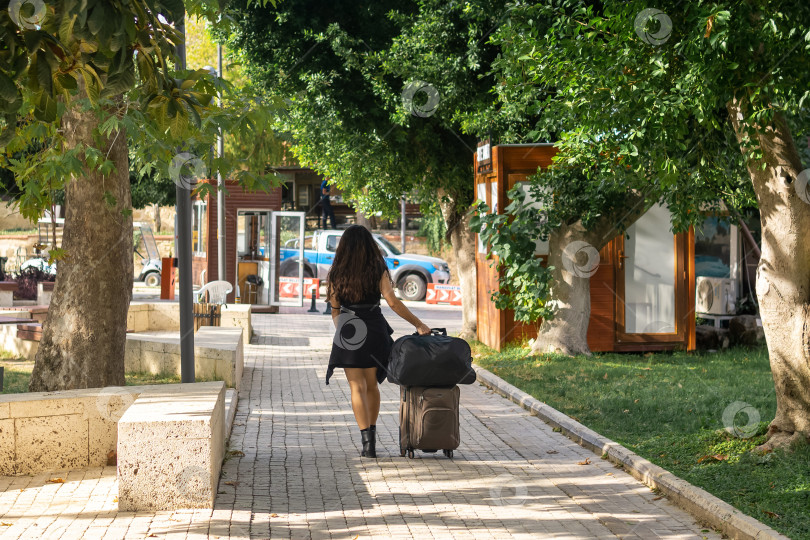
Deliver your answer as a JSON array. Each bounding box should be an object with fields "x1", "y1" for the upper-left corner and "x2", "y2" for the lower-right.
[
  {"x1": 113, "y1": 497, "x2": 118, "y2": 502},
  {"x1": 270, "y1": 513, "x2": 279, "y2": 518},
  {"x1": 546, "y1": 450, "x2": 558, "y2": 454},
  {"x1": 224, "y1": 481, "x2": 238, "y2": 486},
  {"x1": 764, "y1": 511, "x2": 780, "y2": 519},
  {"x1": 577, "y1": 458, "x2": 591, "y2": 466},
  {"x1": 1, "y1": 523, "x2": 12, "y2": 526},
  {"x1": 697, "y1": 454, "x2": 727, "y2": 463},
  {"x1": 653, "y1": 496, "x2": 664, "y2": 501},
  {"x1": 228, "y1": 450, "x2": 245, "y2": 457},
  {"x1": 47, "y1": 478, "x2": 64, "y2": 483}
]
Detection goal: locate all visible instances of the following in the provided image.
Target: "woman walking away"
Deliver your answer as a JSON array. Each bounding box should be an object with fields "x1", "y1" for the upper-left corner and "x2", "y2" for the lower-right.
[{"x1": 326, "y1": 225, "x2": 430, "y2": 458}]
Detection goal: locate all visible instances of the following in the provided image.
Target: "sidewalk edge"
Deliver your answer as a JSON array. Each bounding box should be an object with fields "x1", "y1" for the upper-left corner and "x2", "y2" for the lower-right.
[{"x1": 473, "y1": 365, "x2": 790, "y2": 540}]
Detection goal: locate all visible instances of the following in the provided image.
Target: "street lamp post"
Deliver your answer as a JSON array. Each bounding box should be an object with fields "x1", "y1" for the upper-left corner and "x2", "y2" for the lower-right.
[
  {"x1": 216, "y1": 44, "x2": 226, "y2": 282},
  {"x1": 175, "y1": 15, "x2": 195, "y2": 383}
]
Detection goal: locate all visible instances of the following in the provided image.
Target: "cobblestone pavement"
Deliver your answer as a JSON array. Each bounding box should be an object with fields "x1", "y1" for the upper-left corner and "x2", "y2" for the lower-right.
[{"x1": 0, "y1": 304, "x2": 722, "y2": 539}]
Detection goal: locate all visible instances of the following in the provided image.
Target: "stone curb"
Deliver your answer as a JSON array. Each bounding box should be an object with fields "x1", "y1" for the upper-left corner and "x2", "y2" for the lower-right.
[
  {"x1": 473, "y1": 365, "x2": 790, "y2": 540},
  {"x1": 224, "y1": 388, "x2": 238, "y2": 440}
]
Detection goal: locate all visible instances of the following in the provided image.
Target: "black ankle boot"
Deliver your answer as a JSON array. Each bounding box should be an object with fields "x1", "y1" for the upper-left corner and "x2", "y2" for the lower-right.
[{"x1": 360, "y1": 428, "x2": 377, "y2": 458}]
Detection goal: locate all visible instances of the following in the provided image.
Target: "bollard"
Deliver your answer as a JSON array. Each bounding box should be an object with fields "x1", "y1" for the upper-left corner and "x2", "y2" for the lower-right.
[
  {"x1": 308, "y1": 287, "x2": 319, "y2": 313},
  {"x1": 323, "y1": 300, "x2": 332, "y2": 315},
  {"x1": 0, "y1": 366, "x2": 3, "y2": 392}
]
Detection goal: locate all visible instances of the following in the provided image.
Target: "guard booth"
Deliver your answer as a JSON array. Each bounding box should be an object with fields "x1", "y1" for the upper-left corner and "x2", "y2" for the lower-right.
[
  {"x1": 192, "y1": 179, "x2": 309, "y2": 308},
  {"x1": 474, "y1": 143, "x2": 696, "y2": 352}
]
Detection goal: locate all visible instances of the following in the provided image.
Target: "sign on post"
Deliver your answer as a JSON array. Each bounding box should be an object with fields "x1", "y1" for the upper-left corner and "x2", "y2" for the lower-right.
[
  {"x1": 425, "y1": 283, "x2": 462, "y2": 306},
  {"x1": 279, "y1": 277, "x2": 320, "y2": 299}
]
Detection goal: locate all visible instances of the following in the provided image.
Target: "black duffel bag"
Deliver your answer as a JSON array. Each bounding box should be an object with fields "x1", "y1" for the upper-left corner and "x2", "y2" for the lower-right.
[{"x1": 387, "y1": 328, "x2": 476, "y2": 386}]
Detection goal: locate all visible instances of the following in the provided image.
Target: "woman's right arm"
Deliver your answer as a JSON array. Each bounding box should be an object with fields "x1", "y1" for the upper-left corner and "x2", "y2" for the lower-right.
[
  {"x1": 328, "y1": 290, "x2": 340, "y2": 325},
  {"x1": 380, "y1": 272, "x2": 430, "y2": 335}
]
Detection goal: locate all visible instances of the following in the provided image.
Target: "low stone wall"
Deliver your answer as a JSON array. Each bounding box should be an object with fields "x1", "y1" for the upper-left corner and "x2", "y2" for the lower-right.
[
  {"x1": 127, "y1": 301, "x2": 252, "y2": 340},
  {"x1": 125, "y1": 327, "x2": 244, "y2": 389},
  {"x1": 0, "y1": 383, "x2": 237, "y2": 482},
  {"x1": 1, "y1": 302, "x2": 251, "y2": 362},
  {"x1": 0, "y1": 386, "x2": 141, "y2": 476}
]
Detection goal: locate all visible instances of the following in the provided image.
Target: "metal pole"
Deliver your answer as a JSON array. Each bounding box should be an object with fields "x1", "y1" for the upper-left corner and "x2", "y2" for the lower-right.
[
  {"x1": 400, "y1": 196, "x2": 406, "y2": 253},
  {"x1": 175, "y1": 15, "x2": 195, "y2": 383},
  {"x1": 216, "y1": 44, "x2": 226, "y2": 282}
]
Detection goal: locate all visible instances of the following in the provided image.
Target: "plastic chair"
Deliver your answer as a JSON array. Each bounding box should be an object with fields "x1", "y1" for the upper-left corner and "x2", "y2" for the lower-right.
[{"x1": 195, "y1": 280, "x2": 233, "y2": 305}]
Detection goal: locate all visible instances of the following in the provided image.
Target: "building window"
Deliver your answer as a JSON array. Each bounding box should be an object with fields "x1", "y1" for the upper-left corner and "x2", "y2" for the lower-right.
[
  {"x1": 192, "y1": 201, "x2": 207, "y2": 255},
  {"x1": 297, "y1": 184, "x2": 309, "y2": 210}
]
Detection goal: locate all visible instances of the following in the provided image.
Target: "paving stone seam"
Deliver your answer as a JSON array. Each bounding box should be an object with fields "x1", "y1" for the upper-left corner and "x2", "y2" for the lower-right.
[{"x1": 473, "y1": 365, "x2": 790, "y2": 540}]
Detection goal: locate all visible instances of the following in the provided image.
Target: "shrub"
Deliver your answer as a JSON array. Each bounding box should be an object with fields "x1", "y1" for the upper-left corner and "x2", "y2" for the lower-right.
[{"x1": 14, "y1": 267, "x2": 55, "y2": 300}]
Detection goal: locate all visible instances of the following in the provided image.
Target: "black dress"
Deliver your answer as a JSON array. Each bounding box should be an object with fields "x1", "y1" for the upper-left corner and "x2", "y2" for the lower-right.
[{"x1": 325, "y1": 287, "x2": 394, "y2": 385}]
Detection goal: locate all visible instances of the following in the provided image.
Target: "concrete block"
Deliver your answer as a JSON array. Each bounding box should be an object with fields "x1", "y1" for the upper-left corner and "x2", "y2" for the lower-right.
[
  {"x1": 124, "y1": 338, "x2": 142, "y2": 373},
  {"x1": 0, "y1": 323, "x2": 38, "y2": 360},
  {"x1": 85, "y1": 388, "x2": 139, "y2": 467},
  {"x1": 36, "y1": 283, "x2": 53, "y2": 306},
  {"x1": 0, "y1": 290, "x2": 12, "y2": 307},
  {"x1": 195, "y1": 355, "x2": 219, "y2": 382},
  {"x1": 165, "y1": 352, "x2": 182, "y2": 376},
  {"x1": 8, "y1": 394, "x2": 84, "y2": 418},
  {"x1": 117, "y1": 382, "x2": 226, "y2": 511},
  {"x1": 148, "y1": 302, "x2": 180, "y2": 331},
  {"x1": 15, "y1": 413, "x2": 89, "y2": 474},
  {"x1": 139, "y1": 339, "x2": 167, "y2": 374},
  {"x1": 126, "y1": 304, "x2": 150, "y2": 332},
  {"x1": 0, "y1": 402, "x2": 9, "y2": 420},
  {"x1": 0, "y1": 418, "x2": 14, "y2": 475},
  {"x1": 220, "y1": 304, "x2": 252, "y2": 341}
]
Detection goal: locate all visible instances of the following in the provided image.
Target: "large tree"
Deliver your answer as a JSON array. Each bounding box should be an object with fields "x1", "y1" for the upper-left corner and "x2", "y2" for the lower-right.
[
  {"x1": 477, "y1": 0, "x2": 809, "y2": 449},
  {"x1": 221, "y1": 0, "x2": 513, "y2": 338},
  {"x1": 470, "y1": 2, "x2": 754, "y2": 356},
  {"x1": 1, "y1": 0, "x2": 277, "y2": 390}
]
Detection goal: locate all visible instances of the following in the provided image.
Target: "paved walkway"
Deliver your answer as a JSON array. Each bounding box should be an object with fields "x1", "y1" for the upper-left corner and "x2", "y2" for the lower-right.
[{"x1": 0, "y1": 305, "x2": 720, "y2": 539}]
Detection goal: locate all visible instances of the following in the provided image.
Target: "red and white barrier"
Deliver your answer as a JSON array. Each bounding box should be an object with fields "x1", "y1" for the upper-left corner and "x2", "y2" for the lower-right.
[
  {"x1": 425, "y1": 283, "x2": 462, "y2": 306},
  {"x1": 279, "y1": 277, "x2": 320, "y2": 299}
]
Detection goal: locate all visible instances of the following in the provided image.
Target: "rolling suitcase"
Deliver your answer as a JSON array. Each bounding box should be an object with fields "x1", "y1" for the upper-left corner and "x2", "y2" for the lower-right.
[{"x1": 399, "y1": 385, "x2": 460, "y2": 459}]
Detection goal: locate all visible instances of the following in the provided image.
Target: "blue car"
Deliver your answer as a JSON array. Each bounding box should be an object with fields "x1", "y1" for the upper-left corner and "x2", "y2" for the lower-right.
[{"x1": 279, "y1": 229, "x2": 451, "y2": 301}]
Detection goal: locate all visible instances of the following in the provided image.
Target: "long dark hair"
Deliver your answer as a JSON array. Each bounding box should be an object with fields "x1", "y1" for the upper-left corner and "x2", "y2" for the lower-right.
[{"x1": 327, "y1": 225, "x2": 388, "y2": 305}]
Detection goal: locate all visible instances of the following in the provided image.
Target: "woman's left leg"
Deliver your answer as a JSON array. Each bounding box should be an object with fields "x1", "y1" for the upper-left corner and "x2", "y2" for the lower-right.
[
  {"x1": 362, "y1": 367, "x2": 380, "y2": 426},
  {"x1": 344, "y1": 368, "x2": 371, "y2": 429}
]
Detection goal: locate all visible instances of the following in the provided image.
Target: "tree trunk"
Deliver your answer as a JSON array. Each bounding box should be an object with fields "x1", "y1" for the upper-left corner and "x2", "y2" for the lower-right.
[
  {"x1": 530, "y1": 222, "x2": 596, "y2": 356},
  {"x1": 529, "y1": 192, "x2": 646, "y2": 357},
  {"x1": 438, "y1": 190, "x2": 477, "y2": 340},
  {"x1": 154, "y1": 202, "x2": 162, "y2": 233},
  {"x1": 729, "y1": 104, "x2": 810, "y2": 450},
  {"x1": 29, "y1": 96, "x2": 133, "y2": 391},
  {"x1": 355, "y1": 211, "x2": 372, "y2": 231}
]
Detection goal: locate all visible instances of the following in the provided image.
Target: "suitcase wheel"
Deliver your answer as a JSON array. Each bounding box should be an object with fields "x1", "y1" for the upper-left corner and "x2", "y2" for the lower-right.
[
  {"x1": 443, "y1": 449, "x2": 453, "y2": 458},
  {"x1": 407, "y1": 449, "x2": 415, "y2": 459}
]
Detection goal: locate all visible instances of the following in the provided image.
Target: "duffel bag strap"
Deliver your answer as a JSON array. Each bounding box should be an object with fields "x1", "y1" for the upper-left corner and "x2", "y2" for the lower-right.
[{"x1": 431, "y1": 328, "x2": 447, "y2": 336}]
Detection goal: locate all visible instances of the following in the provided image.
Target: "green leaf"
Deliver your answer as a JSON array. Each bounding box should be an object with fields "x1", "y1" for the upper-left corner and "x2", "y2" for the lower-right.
[
  {"x1": 0, "y1": 72, "x2": 20, "y2": 103},
  {"x1": 34, "y1": 92, "x2": 57, "y2": 122}
]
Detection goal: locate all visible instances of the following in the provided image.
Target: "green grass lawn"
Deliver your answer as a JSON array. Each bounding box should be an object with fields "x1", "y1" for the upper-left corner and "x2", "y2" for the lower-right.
[{"x1": 473, "y1": 342, "x2": 810, "y2": 539}]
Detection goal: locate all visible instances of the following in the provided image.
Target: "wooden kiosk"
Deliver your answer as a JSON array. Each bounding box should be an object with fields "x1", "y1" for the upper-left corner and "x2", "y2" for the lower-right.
[
  {"x1": 474, "y1": 144, "x2": 696, "y2": 353},
  {"x1": 191, "y1": 179, "x2": 283, "y2": 306}
]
